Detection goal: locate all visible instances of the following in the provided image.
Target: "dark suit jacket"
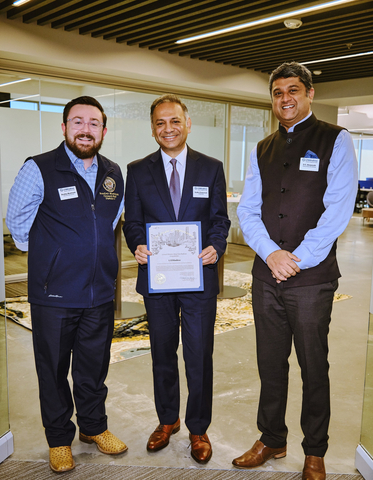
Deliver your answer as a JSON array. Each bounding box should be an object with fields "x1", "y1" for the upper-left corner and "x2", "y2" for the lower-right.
[{"x1": 123, "y1": 146, "x2": 230, "y2": 299}]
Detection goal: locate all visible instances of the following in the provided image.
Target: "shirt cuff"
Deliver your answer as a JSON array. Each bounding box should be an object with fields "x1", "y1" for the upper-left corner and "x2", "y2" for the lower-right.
[
  {"x1": 14, "y1": 239, "x2": 29, "y2": 252},
  {"x1": 292, "y1": 244, "x2": 315, "y2": 270},
  {"x1": 257, "y1": 239, "x2": 281, "y2": 264}
]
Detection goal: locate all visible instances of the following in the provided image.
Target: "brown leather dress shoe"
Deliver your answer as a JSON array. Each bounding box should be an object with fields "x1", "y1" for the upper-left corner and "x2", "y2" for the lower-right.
[
  {"x1": 146, "y1": 419, "x2": 180, "y2": 451},
  {"x1": 189, "y1": 433, "x2": 212, "y2": 464},
  {"x1": 232, "y1": 440, "x2": 286, "y2": 468},
  {"x1": 79, "y1": 430, "x2": 128, "y2": 455},
  {"x1": 302, "y1": 455, "x2": 326, "y2": 480},
  {"x1": 49, "y1": 446, "x2": 75, "y2": 473}
]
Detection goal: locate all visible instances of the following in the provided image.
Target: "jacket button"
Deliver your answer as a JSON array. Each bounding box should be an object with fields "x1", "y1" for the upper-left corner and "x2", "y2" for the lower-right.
[
  {"x1": 279, "y1": 240, "x2": 284, "y2": 245},
  {"x1": 281, "y1": 188, "x2": 285, "y2": 193},
  {"x1": 283, "y1": 162, "x2": 289, "y2": 167},
  {"x1": 279, "y1": 213, "x2": 284, "y2": 219},
  {"x1": 287, "y1": 138, "x2": 292, "y2": 144}
]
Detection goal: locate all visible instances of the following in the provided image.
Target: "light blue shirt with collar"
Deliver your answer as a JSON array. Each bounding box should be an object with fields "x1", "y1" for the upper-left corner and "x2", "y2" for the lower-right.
[
  {"x1": 6, "y1": 143, "x2": 124, "y2": 251},
  {"x1": 161, "y1": 145, "x2": 187, "y2": 192},
  {"x1": 237, "y1": 112, "x2": 358, "y2": 270}
]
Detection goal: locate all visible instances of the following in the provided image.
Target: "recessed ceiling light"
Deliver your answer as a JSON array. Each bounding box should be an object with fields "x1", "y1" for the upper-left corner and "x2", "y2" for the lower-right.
[
  {"x1": 313, "y1": 70, "x2": 322, "y2": 75},
  {"x1": 284, "y1": 18, "x2": 303, "y2": 29},
  {"x1": 13, "y1": 0, "x2": 32, "y2": 6},
  {"x1": 176, "y1": 0, "x2": 357, "y2": 44},
  {"x1": 301, "y1": 51, "x2": 373, "y2": 65}
]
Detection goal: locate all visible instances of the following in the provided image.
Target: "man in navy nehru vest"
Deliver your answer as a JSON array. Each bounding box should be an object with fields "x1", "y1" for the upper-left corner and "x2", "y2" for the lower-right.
[
  {"x1": 6, "y1": 96, "x2": 127, "y2": 473},
  {"x1": 234, "y1": 63, "x2": 357, "y2": 478}
]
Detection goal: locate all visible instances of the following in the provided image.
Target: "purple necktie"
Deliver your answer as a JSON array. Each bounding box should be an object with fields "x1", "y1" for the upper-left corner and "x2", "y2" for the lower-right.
[{"x1": 169, "y1": 158, "x2": 181, "y2": 219}]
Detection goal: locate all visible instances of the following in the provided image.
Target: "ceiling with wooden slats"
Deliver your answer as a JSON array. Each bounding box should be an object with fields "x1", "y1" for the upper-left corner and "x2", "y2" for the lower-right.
[{"x1": 1, "y1": 0, "x2": 372, "y2": 84}]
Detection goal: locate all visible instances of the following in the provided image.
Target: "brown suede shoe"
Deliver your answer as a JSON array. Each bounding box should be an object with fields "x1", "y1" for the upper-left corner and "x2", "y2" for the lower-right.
[
  {"x1": 49, "y1": 446, "x2": 75, "y2": 473},
  {"x1": 79, "y1": 430, "x2": 128, "y2": 455},
  {"x1": 189, "y1": 433, "x2": 212, "y2": 464},
  {"x1": 146, "y1": 419, "x2": 180, "y2": 451},
  {"x1": 302, "y1": 455, "x2": 326, "y2": 480},
  {"x1": 232, "y1": 440, "x2": 286, "y2": 468}
]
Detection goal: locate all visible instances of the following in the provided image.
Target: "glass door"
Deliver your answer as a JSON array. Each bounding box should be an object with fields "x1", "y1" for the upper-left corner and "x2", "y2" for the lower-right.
[
  {"x1": 0, "y1": 163, "x2": 13, "y2": 462},
  {"x1": 356, "y1": 263, "x2": 373, "y2": 477}
]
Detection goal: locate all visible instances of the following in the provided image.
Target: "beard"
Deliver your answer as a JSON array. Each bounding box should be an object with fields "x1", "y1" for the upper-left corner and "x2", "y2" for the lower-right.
[{"x1": 65, "y1": 133, "x2": 104, "y2": 159}]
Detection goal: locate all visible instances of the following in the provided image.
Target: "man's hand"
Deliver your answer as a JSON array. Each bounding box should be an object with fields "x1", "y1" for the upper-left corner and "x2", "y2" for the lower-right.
[
  {"x1": 199, "y1": 246, "x2": 217, "y2": 265},
  {"x1": 266, "y1": 249, "x2": 301, "y2": 283},
  {"x1": 135, "y1": 244, "x2": 151, "y2": 265}
]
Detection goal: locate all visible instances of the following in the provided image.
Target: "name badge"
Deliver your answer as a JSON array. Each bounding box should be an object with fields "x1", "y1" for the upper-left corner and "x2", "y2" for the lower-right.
[
  {"x1": 193, "y1": 186, "x2": 209, "y2": 198},
  {"x1": 300, "y1": 157, "x2": 320, "y2": 172},
  {"x1": 58, "y1": 186, "x2": 78, "y2": 201}
]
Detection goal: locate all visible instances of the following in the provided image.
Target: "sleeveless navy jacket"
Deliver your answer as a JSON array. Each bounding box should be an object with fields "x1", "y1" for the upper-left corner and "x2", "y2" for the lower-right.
[
  {"x1": 253, "y1": 114, "x2": 343, "y2": 287},
  {"x1": 27, "y1": 142, "x2": 124, "y2": 308}
]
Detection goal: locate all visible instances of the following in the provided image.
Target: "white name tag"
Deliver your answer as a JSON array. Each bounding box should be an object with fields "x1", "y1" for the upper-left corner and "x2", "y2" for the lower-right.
[
  {"x1": 300, "y1": 157, "x2": 320, "y2": 172},
  {"x1": 58, "y1": 186, "x2": 78, "y2": 200},
  {"x1": 193, "y1": 186, "x2": 209, "y2": 198}
]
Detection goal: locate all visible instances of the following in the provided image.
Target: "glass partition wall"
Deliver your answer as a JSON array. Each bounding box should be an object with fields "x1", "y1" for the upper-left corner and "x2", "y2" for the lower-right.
[
  {"x1": 228, "y1": 104, "x2": 270, "y2": 193},
  {"x1": 356, "y1": 264, "x2": 373, "y2": 478},
  {"x1": 227, "y1": 104, "x2": 271, "y2": 244},
  {"x1": 0, "y1": 164, "x2": 13, "y2": 462},
  {"x1": 0, "y1": 74, "x2": 238, "y2": 276},
  {"x1": 0, "y1": 72, "x2": 270, "y2": 463}
]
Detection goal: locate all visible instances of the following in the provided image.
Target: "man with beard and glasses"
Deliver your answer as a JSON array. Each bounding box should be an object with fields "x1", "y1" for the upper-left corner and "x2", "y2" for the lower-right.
[{"x1": 6, "y1": 96, "x2": 127, "y2": 473}]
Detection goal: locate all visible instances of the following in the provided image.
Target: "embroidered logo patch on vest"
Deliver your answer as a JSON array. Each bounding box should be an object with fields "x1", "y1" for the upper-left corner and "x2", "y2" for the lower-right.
[
  {"x1": 103, "y1": 177, "x2": 116, "y2": 193},
  {"x1": 100, "y1": 176, "x2": 119, "y2": 201}
]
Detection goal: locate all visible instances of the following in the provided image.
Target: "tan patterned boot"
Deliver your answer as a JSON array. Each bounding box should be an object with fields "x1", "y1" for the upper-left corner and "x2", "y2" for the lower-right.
[
  {"x1": 49, "y1": 446, "x2": 75, "y2": 473},
  {"x1": 79, "y1": 430, "x2": 128, "y2": 455}
]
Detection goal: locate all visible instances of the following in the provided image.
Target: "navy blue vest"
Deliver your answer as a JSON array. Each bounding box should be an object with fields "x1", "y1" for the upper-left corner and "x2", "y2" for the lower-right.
[
  {"x1": 28, "y1": 142, "x2": 124, "y2": 308},
  {"x1": 253, "y1": 114, "x2": 343, "y2": 287}
]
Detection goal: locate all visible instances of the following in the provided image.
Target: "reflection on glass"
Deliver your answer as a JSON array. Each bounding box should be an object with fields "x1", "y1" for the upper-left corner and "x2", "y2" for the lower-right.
[
  {"x1": 1, "y1": 76, "x2": 229, "y2": 279},
  {"x1": 229, "y1": 105, "x2": 270, "y2": 193},
  {"x1": 360, "y1": 312, "x2": 373, "y2": 455},
  {"x1": 228, "y1": 105, "x2": 270, "y2": 245},
  {"x1": 0, "y1": 75, "x2": 41, "y2": 218}
]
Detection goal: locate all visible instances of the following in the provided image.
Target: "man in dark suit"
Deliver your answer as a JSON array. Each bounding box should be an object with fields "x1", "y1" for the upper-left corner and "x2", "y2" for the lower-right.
[{"x1": 123, "y1": 94, "x2": 230, "y2": 464}]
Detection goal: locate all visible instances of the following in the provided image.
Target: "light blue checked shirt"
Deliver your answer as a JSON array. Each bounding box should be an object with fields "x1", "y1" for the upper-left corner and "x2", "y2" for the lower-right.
[{"x1": 6, "y1": 143, "x2": 124, "y2": 251}]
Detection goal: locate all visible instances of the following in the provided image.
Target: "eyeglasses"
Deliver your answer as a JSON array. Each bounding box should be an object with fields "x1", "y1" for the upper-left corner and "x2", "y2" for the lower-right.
[{"x1": 67, "y1": 118, "x2": 104, "y2": 131}]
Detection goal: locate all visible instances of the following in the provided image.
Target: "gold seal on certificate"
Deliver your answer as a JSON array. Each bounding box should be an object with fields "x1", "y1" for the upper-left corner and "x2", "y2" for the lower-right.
[{"x1": 146, "y1": 222, "x2": 204, "y2": 293}]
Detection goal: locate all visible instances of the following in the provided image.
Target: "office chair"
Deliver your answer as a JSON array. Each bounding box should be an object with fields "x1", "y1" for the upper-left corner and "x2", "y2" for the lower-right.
[{"x1": 367, "y1": 191, "x2": 373, "y2": 208}]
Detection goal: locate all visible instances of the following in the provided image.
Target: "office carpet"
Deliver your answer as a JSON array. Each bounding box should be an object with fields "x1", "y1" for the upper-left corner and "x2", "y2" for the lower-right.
[{"x1": 0, "y1": 459, "x2": 364, "y2": 480}]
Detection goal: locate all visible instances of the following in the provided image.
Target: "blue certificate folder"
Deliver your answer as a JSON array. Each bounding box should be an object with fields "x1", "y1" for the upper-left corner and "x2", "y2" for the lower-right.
[{"x1": 146, "y1": 221, "x2": 204, "y2": 294}]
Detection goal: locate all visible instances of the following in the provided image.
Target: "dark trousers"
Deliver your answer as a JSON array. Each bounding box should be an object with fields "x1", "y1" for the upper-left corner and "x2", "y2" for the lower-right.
[
  {"x1": 144, "y1": 293, "x2": 216, "y2": 435},
  {"x1": 31, "y1": 302, "x2": 114, "y2": 447},
  {"x1": 252, "y1": 277, "x2": 338, "y2": 457}
]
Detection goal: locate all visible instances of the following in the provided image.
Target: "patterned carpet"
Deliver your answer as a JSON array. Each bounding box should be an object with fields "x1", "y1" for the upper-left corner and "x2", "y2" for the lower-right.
[
  {"x1": 3, "y1": 269, "x2": 351, "y2": 364},
  {"x1": 0, "y1": 459, "x2": 364, "y2": 480}
]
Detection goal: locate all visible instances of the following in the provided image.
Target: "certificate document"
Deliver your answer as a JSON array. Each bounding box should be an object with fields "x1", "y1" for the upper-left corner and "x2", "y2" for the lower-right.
[{"x1": 147, "y1": 222, "x2": 204, "y2": 294}]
